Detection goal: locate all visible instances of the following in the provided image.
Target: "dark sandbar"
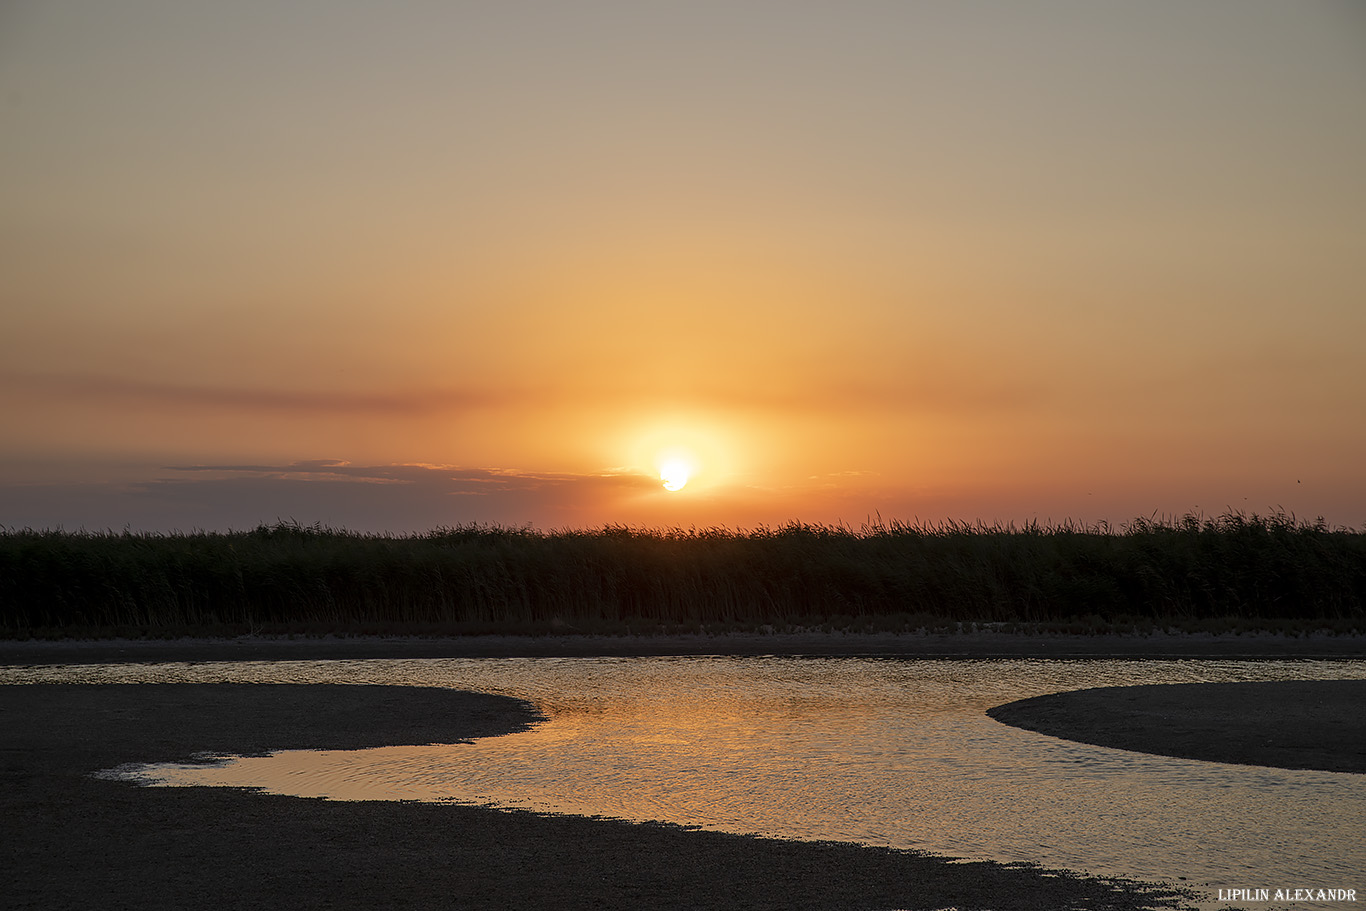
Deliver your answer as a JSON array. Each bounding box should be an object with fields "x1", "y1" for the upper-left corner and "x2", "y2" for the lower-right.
[
  {"x1": 989, "y1": 680, "x2": 1366, "y2": 774},
  {"x1": 0, "y1": 682, "x2": 1197, "y2": 911}
]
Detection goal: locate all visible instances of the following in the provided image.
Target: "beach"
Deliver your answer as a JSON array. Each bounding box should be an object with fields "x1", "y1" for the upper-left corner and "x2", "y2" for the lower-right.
[{"x1": 2, "y1": 632, "x2": 1362, "y2": 910}]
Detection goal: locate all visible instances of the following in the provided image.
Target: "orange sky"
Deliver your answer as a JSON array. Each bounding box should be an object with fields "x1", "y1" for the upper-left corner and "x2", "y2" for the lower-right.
[{"x1": 2, "y1": 2, "x2": 1364, "y2": 532}]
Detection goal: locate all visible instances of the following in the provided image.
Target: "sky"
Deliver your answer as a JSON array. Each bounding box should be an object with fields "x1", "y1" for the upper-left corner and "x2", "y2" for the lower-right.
[{"x1": 2, "y1": 1, "x2": 1364, "y2": 533}]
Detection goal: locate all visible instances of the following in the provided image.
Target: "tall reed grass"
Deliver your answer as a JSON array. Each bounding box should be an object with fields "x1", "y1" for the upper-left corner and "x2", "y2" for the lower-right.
[{"x1": 1, "y1": 513, "x2": 1362, "y2": 637}]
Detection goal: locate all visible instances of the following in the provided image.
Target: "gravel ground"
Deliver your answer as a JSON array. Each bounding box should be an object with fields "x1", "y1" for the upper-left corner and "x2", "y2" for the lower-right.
[{"x1": 0, "y1": 682, "x2": 1201, "y2": 911}]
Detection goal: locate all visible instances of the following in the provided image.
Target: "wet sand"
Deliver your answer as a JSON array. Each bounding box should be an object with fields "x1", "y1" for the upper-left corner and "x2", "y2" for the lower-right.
[
  {"x1": 0, "y1": 681, "x2": 1198, "y2": 911},
  {"x1": 989, "y1": 679, "x2": 1366, "y2": 774}
]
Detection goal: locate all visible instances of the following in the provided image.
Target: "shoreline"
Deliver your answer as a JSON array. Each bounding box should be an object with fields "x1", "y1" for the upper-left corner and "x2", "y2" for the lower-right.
[
  {"x1": 3, "y1": 628, "x2": 1365, "y2": 665},
  {"x1": 0, "y1": 681, "x2": 1199, "y2": 911}
]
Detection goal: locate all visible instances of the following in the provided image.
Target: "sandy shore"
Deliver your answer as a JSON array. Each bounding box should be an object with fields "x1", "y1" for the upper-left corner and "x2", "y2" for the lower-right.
[
  {"x1": 989, "y1": 679, "x2": 1366, "y2": 774},
  {"x1": 3, "y1": 628, "x2": 1364, "y2": 665},
  {"x1": 0, "y1": 681, "x2": 1201, "y2": 911}
]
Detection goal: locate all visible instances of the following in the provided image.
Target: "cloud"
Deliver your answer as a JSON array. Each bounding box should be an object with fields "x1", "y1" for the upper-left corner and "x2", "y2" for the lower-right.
[
  {"x1": 1, "y1": 461, "x2": 660, "y2": 533},
  {"x1": 1, "y1": 373, "x2": 516, "y2": 416},
  {"x1": 2, "y1": 369, "x2": 1045, "y2": 420}
]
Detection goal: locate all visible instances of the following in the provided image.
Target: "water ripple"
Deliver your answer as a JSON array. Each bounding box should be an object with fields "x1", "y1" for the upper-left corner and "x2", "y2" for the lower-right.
[{"x1": 7, "y1": 655, "x2": 1364, "y2": 909}]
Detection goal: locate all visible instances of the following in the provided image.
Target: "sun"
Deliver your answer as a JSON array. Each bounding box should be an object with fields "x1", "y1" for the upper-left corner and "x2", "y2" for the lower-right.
[
  {"x1": 659, "y1": 458, "x2": 691, "y2": 492},
  {"x1": 620, "y1": 421, "x2": 734, "y2": 496}
]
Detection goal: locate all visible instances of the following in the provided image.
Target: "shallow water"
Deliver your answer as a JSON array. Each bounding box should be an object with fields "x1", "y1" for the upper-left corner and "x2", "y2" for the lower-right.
[{"x1": 7, "y1": 656, "x2": 1364, "y2": 909}]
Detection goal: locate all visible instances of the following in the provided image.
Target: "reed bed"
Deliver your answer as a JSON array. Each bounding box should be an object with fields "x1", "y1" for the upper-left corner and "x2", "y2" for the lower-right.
[{"x1": 1, "y1": 513, "x2": 1363, "y2": 638}]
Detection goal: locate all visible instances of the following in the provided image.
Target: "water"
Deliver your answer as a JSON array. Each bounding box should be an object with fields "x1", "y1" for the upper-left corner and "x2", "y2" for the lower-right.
[{"x1": 7, "y1": 656, "x2": 1364, "y2": 908}]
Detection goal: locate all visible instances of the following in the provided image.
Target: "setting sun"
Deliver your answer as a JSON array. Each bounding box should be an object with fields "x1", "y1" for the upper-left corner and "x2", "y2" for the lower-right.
[
  {"x1": 619, "y1": 419, "x2": 740, "y2": 503},
  {"x1": 660, "y1": 458, "x2": 691, "y2": 492}
]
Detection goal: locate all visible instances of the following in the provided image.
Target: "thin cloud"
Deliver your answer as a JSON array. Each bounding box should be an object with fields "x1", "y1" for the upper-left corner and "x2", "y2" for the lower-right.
[
  {"x1": 4, "y1": 373, "x2": 517, "y2": 416},
  {"x1": 5, "y1": 370, "x2": 1046, "y2": 419},
  {"x1": 163, "y1": 461, "x2": 657, "y2": 491},
  {"x1": 0, "y1": 461, "x2": 660, "y2": 533}
]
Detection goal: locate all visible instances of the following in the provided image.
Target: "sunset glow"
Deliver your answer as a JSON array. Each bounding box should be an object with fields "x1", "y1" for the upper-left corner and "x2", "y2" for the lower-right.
[
  {"x1": 1, "y1": 3, "x2": 1363, "y2": 532},
  {"x1": 660, "y1": 460, "x2": 691, "y2": 493}
]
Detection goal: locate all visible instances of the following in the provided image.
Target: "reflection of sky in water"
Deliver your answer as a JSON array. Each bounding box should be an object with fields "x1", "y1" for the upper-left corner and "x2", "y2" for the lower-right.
[{"x1": 9, "y1": 657, "x2": 1365, "y2": 910}]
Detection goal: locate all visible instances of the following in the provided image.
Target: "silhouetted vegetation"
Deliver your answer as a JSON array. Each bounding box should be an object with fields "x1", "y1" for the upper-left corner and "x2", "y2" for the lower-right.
[{"x1": 2, "y1": 513, "x2": 1363, "y2": 638}]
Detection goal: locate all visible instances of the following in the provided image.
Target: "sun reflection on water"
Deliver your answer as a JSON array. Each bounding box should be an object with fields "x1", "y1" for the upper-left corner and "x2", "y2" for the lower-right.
[{"x1": 12, "y1": 656, "x2": 1366, "y2": 911}]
